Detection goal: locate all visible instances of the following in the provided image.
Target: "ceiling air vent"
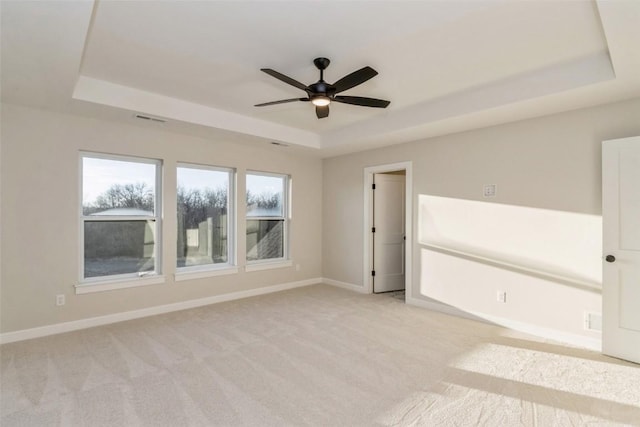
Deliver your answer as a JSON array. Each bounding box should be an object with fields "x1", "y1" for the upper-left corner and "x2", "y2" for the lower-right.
[{"x1": 134, "y1": 114, "x2": 166, "y2": 123}]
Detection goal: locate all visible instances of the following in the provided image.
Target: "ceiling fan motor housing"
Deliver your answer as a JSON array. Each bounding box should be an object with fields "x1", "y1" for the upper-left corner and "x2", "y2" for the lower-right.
[{"x1": 308, "y1": 81, "x2": 335, "y2": 98}]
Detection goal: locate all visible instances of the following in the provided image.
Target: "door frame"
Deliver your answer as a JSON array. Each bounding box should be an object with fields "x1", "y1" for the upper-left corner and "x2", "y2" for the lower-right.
[{"x1": 363, "y1": 161, "x2": 413, "y2": 297}]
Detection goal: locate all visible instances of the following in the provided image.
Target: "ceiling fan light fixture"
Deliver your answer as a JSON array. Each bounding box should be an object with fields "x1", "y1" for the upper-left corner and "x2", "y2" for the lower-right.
[{"x1": 311, "y1": 96, "x2": 330, "y2": 107}]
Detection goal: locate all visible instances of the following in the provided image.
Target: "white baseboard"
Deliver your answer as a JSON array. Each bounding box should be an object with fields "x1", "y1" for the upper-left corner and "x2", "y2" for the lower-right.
[
  {"x1": 0, "y1": 278, "x2": 322, "y2": 345},
  {"x1": 322, "y1": 278, "x2": 367, "y2": 293},
  {"x1": 407, "y1": 296, "x2": 602, "y2": 352},
  {"x1": 406, "y1": 296, "x2": 490, "y2": 323}
]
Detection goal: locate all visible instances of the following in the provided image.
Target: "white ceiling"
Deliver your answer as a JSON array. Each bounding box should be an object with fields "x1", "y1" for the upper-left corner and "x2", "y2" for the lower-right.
[{"x1": 2, "y1": 0, "x2": 639, "y2": 157}]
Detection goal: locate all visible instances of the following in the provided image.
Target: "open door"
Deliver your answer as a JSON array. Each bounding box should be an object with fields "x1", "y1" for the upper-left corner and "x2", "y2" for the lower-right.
[
  {"x1": 372, "y1": 172, "x2": 405, "y2": 293},
  {"x1": 602, "y1": 136, "x2": 640, "y2": 364}
]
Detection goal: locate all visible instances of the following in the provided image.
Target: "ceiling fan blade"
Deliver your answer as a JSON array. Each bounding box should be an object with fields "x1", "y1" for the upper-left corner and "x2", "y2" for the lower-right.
[
  {"x1": 261, "y1": 68, "x2": 308, "y2": 91},
  {"x1": 254, "y1": 98, "x2": 308, "y2": 107},
  {"x1": 316, "y1": 105, "x2": 329, "y2": 119},
  {"x1": 333, "y1": 66, "x2": 378, "y2": 94},
  {"x1": 334, "y1": 96, "x2": 390, "y2": 108}
]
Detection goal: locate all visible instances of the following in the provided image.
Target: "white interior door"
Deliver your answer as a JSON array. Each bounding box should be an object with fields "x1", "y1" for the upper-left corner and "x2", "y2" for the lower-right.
[
  {"x1": 602, "y1": 136, "x2": 640, "y2": 364},
  {"x1": 373, "y1": 173, "x2": 405, "y2": 293}
]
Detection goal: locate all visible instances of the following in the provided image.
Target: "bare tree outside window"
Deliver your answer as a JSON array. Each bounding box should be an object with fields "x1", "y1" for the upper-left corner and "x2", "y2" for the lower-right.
[{"x1": 84, "y1": 182, "x2": 154, "y2": 215}]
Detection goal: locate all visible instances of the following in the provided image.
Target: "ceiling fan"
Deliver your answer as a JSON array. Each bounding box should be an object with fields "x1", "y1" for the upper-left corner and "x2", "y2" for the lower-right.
[{"x1": 255, "y1": 57, "x2": 390, "y2": 119}]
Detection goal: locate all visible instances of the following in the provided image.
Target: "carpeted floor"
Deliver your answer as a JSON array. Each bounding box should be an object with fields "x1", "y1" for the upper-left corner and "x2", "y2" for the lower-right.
[{"x1": 1, "y1": 284, "x2": 639, "y2": 426}]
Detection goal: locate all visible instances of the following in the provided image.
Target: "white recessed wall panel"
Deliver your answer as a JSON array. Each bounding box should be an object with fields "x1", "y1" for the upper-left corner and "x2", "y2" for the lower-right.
[{"x1": 619, "y1": 147, "x2": 640, "y2": 251}]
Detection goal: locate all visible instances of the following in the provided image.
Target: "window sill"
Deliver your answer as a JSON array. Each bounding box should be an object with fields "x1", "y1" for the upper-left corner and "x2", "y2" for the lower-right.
[
  {"x1": 245, "y1": 260, "x2": 293, "y2": 272},
  {"x1": 175, "y1": 266, "x2": 239, "y2": 282},
  {"x1": 76, "y1": 275, "x2": 166, "y2": 294}
]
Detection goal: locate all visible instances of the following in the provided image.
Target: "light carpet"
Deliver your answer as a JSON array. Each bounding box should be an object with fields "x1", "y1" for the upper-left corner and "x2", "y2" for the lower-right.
[{"x1": 1, "y1": 284, "x2": 639, "y2": 426}]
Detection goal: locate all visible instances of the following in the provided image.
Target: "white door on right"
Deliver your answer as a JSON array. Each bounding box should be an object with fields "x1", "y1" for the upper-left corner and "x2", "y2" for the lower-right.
[{"x1": 602, "y1": 136, "x2": 640, "y2": 364}]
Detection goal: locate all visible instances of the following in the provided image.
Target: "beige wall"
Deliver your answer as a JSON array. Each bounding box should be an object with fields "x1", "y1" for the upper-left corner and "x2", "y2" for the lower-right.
[
  {"x1": 323, "y1": 97, "x2": 640, "y2": 339},
  {"x1": 0, "y1": 104, "x2": 322, "y2": 333},
  {"x1": 3, "y1": 97, "x2": 640, "y2": 341}
]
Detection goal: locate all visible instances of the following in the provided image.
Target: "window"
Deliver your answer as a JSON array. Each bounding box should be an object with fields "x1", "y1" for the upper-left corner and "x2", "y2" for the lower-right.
[
  {"x1": 246, "y1": 171, "x2": 289, "y2": 263},
  {"x1": 81, "y1": 153, "x2": 161, "y2": 283},
  {"x1": 177, "y1": 164, "x2": 234, "y2": 271}
]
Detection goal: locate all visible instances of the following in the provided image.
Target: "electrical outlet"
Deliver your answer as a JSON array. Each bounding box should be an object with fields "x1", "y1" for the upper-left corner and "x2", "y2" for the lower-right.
[
  {"x1": 584, "y1": 312, "x2": 602, "y2": 332},
  {"x1": 295, "y1": 264, "x2": 301, "y2": 271},
  {"x1": 496, "y1": 291, "x2": 507, "y2": 303},
  {"x1": 483, "y1": 184, "x2": 497, "y2": 198},
  {"x1": 56, "y1": 294, "x2": 65, "y2": 306}
]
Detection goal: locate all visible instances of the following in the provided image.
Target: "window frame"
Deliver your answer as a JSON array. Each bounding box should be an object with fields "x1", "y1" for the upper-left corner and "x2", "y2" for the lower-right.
[
  {"x1": 78, "y1": 152, "x2": 163, "y2": 290},
  {"x1": 175, "y1": 162, "x2": 236, "y2": 276},
  {"x1": 245, "y1": 170, "x2": 290, "y2": 266}
]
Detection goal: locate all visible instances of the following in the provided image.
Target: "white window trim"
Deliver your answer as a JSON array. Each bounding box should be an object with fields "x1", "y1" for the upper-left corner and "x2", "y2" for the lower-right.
[
  {"x1": 176, "y1": 162, "x2": 236, "y2": 273},
  {"x1": 245, "y1": 259, "x2": 293, "y2": 272},
  {"x1": 75, "y1": 275, "x2": 166, "y2": 294},
  {"x1": 79, "y1": 152, "x2": 162, "y2": 288},
  {"x1": 175, "y1": 266, "x2": 239, "y2": 282},
  {"x1": 245, "y1": 171, "x2": 290, "y2": 264}
]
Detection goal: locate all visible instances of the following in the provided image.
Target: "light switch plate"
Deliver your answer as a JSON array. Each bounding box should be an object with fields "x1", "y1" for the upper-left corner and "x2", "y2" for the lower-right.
[{"x1": 483, "y1": 184, "x2": 497, "y2": 197}]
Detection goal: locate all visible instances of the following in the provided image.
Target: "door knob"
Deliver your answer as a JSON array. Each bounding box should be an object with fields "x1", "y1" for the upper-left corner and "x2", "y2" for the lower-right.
[{"x1": 605, "y1": 255, "x2": 616, "y2": 263}]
